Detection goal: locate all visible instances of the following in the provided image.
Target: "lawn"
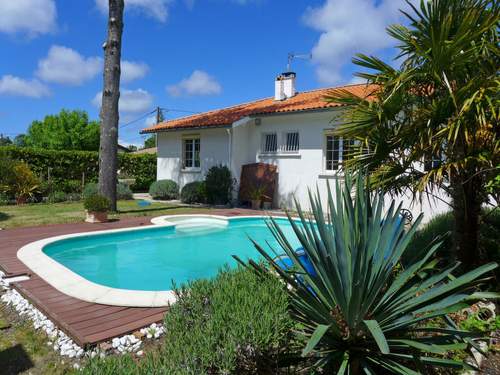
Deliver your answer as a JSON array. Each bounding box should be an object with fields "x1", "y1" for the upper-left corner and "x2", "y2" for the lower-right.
[{"x1": 0, "y1": 200, "x2": 212, "y2": 229}]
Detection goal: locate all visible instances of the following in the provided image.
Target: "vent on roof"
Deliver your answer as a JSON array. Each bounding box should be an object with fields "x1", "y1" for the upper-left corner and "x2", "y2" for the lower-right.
[{"x1": 274, "y1": 72, "x2": 296, "y2": 101}]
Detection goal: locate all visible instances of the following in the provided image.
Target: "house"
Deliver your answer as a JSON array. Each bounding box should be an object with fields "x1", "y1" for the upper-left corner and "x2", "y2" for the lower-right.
[{"x1": 141, "y1": 72, "x2": 449, "y2": 221}]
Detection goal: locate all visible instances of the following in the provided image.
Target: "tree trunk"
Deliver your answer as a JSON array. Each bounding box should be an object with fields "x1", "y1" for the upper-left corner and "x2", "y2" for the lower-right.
[
  {"x1": 98, "y1": 0, "x2": 124, "y2": 212},
  {"x1": 451, "y1": 175, "x2": 483, "y2": 271}
]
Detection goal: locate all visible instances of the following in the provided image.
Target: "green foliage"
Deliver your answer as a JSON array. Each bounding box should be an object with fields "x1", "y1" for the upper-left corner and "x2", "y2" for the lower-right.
[
  {"x1": 84, "y1": 194, "x2": 111, "y2": 212},
  {"x1": 117, "y1": 182, "x2": 133, "y2": 200},
  {"x1": 180, "y1": 181, "x2": 206, "y2": 204},
  {"x1": 24, "y1": 109, "x2": 100, "y2": 151},
  {"x1": 83, "y1": 182, "x2": 133, "y2": 200},
  {"x1": 3, "y1": 162, "x2": 40, "y2": 204},
  {"x1": 204, "y1": 164, "x2": 234, "y2": 205},
  {"x1": 406, "y1": 210, "x2": 500, "y2": 282},
  {"x1": 82, "y1": 183, "x2": 98, "y2": 200},
  {"x1": 0, "y1": 134, "x2": 12, "y2": 146},
  {"x1": 0, "y1": 146, "x2": 156, "y2": 193},
  {"x1": 149, "y1": 180, "x2": 178, "y2": 200},
  {"x1": 80, "y1": 267, "x2": 294, "y2": 374},
  {"x1": 240, "y1": 174, "x2": 499, "y2": 373},
  {"x1": 144, "y1": 135, "x2": 156, "y2": 149},
  {"x1": 47, "y1": 191, "x2": 70, "y2": 203},
  {"x1": 459, "y1": 313, "x2": 500, "y2": 333}
]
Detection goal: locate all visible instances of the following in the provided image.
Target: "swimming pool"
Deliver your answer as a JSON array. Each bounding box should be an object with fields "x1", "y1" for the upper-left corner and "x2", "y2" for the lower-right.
[{"x1": 17, "y1": 215, "x2": 301, "y2": 307}]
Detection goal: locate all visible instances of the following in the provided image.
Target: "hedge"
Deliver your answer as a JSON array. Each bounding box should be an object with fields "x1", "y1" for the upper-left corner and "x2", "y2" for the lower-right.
[{"x1": 0, "y1": 146, "x2": 156, "y2": 192}]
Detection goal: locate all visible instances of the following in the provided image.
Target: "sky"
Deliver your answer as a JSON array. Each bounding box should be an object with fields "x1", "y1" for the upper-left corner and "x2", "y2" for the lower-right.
[{"x1": 0, "y1": 0, "x2": 413, "y2": 147}]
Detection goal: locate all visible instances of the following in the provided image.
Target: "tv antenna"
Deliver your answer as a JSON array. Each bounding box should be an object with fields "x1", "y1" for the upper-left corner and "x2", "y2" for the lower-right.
[{"x1": 287, "y1": 52, "x2": 312, "y2": 72}]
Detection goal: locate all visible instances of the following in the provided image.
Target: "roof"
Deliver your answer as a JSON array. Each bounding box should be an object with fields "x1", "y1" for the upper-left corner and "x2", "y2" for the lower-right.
[
  {"x1": 141, "y1": 83, "x2": 377, "y2": 133},
  {"x1": 132, "y1": 147, "x2": 157, "y2": 154}
]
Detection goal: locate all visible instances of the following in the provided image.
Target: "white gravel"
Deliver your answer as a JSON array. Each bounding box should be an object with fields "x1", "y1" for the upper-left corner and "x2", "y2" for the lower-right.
[{"x1": 0, "y1": 271, "x2": 166, "y2": 360}]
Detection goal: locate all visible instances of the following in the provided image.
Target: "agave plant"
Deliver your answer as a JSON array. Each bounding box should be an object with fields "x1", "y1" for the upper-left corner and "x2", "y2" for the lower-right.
[{"x1": 238, "y1": 175, "x2": 498, "y2": 373}]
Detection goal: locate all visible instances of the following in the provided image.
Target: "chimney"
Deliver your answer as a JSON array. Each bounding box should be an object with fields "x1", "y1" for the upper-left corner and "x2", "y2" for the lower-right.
[{"x1": 274, "y1": 72, "x2": 296, "y2": 101}]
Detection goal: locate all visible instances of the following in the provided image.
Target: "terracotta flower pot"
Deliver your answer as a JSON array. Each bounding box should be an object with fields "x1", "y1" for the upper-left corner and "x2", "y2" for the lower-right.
[
  {"x1": 251, "y1": 199, "x2": 261, "y2": 210},
  {"x1": 85, "y1": 210, "x2": 108, "y2": 223}
]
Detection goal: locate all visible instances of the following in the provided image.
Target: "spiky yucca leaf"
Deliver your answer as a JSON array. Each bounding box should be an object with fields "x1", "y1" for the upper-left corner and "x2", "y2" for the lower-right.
[{"x1": 240, "y1": 175, "x2": 498, "y2": 374}]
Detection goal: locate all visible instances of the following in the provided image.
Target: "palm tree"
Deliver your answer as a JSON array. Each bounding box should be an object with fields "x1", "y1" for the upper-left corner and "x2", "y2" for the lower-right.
[
  {"x1": 98, "y1": 0, "x2": 124, "y2": 211},
  {"x1": 327, "y1": 0, "x2": 499, "y2": 270}
]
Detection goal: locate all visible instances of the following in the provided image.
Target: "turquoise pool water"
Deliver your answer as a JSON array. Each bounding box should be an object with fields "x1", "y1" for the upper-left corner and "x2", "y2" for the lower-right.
[{"x1": 43, "y1": 217, "x2": 300, "y2": 291}]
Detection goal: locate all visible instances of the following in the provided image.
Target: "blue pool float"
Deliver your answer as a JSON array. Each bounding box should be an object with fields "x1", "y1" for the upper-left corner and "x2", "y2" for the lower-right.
[
  {"x1": 137, "y1": 200, "x2": 151, "y2": 207},
  {"x1": 274, "y1": 247, "x2": 317, "y2": 277}
]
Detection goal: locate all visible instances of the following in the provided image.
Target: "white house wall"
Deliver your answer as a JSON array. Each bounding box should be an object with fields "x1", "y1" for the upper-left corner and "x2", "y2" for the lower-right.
[
  {"x1": 156, "y1": 127, "x2": 230, "y2": 187},
  {"x1": 230, "y1": 110, "x2": 450, "y2": 223},
  {"x1": 155, "y1": 110, "x2": 450, "y2": 223}
]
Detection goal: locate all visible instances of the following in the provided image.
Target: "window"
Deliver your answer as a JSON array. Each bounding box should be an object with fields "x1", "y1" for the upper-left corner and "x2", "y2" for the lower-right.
[
  {"x1": 183, "y1": 138, "x2": 200, "y2": 169},
  {"x1": 424, "y1": 153, "x2": 441, "y2": 171},
  {"x1": 325, "y1": 135, "x2": 354, "y2": 171},
  {"x1": 284, "y1": 132, "x2": 300, "y2": 152},
  {"x1": 262, "y1": 133, "x2": 277, "y2": 153}
]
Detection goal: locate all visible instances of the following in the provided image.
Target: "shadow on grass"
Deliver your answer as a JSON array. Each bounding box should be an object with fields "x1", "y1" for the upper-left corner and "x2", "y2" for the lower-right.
[
  {"x1": 0, "y1": 212, "x2": 10, "y2": 222},
  {"x1": 0, "y1": 344, "x2": 34, "y2": 374},
  {"x1": 117, "y1": 206, "x2": 195, "y2": 215}
]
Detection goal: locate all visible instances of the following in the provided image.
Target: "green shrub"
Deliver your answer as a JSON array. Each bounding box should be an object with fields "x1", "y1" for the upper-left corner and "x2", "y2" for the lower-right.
[
  {"x1": 84, "y1": 194, "x2": 111, "y2": 212},
  {"x1": 0, "y1": 146, "x2": 156, "y2": 192},
  {"x1": 83, "y1": 182, "x2": 133, "y2": 200},
  {"x1": 55, "y1": 179, "x2": 83, "y2": 194},
  {"x1": 406, "y1": 210, "x2": 500, "y2": 282},
  {"x1": 149, "y1": 180, "x2": 178, "y2": 200},
  {"x1": 180, "y1": 181, "x2": 206, "y2": 204},
  {"x1": 80, "y1": 267, "x2": 294, "y2": 374},
  {"x1": 117, "y1": 182, "x2": 133, "y2": 200},
  {"x1": 47, "y1": 191, "x2": 68, "y2": 203},
  {"x1": 242, "y1": 174, "x2": 499, "y2": 373},
  {"x1": 204, "y1": 165, "x2": 234, "y2": 205},
  {"x1": 82, "y1": 183, "x2": 98, "y2": 200}
]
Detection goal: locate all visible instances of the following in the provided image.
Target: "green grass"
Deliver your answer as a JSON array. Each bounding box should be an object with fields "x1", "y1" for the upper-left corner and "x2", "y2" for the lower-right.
[{"x1": 0, "y1": 200, "x2": 213, "y2": 229}]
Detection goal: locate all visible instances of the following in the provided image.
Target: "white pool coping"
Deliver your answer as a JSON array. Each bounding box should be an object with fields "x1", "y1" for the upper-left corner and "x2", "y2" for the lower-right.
[{"x1": 17, "y1": 214, "x2": 289, "y2": 307}]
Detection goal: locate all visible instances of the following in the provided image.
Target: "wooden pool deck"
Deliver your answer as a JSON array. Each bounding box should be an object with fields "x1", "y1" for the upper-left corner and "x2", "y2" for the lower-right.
[{"x1": 0, "y1": 209, "x2": 270, "y2": 347}]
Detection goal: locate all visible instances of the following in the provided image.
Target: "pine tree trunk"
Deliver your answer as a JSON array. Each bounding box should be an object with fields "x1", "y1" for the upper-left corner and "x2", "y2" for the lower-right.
[
  {"x1": 98, "y1": 0, "x2": 124, "y2": 212},
  {"x1": 451, "y1": 175, "x2": 483, "y2": 271}
]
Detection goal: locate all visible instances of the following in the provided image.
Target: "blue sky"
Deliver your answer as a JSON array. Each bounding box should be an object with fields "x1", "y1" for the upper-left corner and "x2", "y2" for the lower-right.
[{"x1": 0, "y1": 0, "x2": 411, "y2": 147}]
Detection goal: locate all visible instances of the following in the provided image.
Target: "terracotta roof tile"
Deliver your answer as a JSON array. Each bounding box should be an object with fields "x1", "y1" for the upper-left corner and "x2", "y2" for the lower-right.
[{"x1": 141, "y1": 83, "x2": 377, "y2": 133}]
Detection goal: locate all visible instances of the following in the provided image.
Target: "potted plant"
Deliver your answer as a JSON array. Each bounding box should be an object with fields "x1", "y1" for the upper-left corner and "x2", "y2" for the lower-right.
[
  {"x1": 248, "y1": 185, "x2": 266, "y2": 210},
  {"x1": 84, "y1": 194, "x2": 111, "y2": 223}
]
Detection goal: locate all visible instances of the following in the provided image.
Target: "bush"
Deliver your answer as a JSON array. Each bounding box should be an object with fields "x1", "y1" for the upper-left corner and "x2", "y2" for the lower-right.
[
  {"x1": 80, "y1": 267, "x2": 294, "y2": 374},
  {"x1": 406, "y1": 210, "x2": 500, "y2": 283},
  {"x1": 82, "y1": 183, "x2": 98, "y2": 200},
  {"x1": 204, "y1": 165, "x2": 234, "y2": 205},
  {"x1": 0, "y1": 146, "x2": 156, "y2": 192},
  {"x1": 117, "y1": 182, "x2": 133, "y2": 200},
  {"x1": 149, "y1": 180, "x2": 178, "y2": 200},
  {"x1": 84, "y1": 194, "x2": 111, "y2": 212},
  {"x1": 83, "y1": 182, "x2": 133, "y2": 200},
  {"x1": 10, "y1": 162, "x2": 40, "y2": 204},
  {"x1": 47, "y1": 191, "x2": 68, "y2": 203},
  {"x1": 180, "y1": 181, "x2": 206, "y2": 204}
]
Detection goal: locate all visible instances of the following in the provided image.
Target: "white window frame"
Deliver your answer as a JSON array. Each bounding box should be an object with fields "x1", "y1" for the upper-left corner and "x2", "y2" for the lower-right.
[
  {"x1": 182, "y1": 136, "x2": 201, "y2": 171},
  {"x1": 261, "y1": 132, "x2": 278, "y2": 154},
  {"x1": 323, "y1": 132, "x2": 354, "y2": 172}
]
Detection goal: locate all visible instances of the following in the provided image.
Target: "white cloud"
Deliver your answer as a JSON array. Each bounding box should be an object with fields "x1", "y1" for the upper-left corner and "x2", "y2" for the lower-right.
[
  {"x1": 304, "y1": 0, "x2": 414, "y2": 84},
  {"x1": 167, "y1": 70, "x2": 222, "y2": 97},
  {"x1": 0, "y1": 0, "x2": 57, "y2": 37},
  {"x1": 145, "y1": 115, "x2": 157, "y2": 126},
  {"x1": 36, "y1": 45, "x2": 102, "y2": 86},
  {"x1": 95, "y1": 0, "x2": 171, "y2": 22},
  {"x1": 92, "y1": 88, "x2": 153, "y2": 113},
  {"x1": 121, "y1": 60, "x2": 149, "y2": 83},
  {"x1": 0, "y1": 75, "x2": 50, "y2": 98}
]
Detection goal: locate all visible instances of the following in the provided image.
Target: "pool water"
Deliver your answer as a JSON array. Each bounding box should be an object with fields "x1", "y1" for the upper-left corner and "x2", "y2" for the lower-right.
[{"x1": 43, "y1": 217, "x2": 300, "y2": 291}]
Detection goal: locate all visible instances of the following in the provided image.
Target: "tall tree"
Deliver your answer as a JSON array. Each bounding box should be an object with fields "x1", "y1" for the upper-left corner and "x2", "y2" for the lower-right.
[
  {"x1": 23, "y1": 110, "x2": 100, "y2": 151},
  {"x1": 327, "y1": 0, "x2": 499, "y2": 270},
  {"x1": 98, "y1": 0, "x2": 124, "y2": 211},
  {"x1": 0, "y1": 134, "x2": 12, "y2": 146}
]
